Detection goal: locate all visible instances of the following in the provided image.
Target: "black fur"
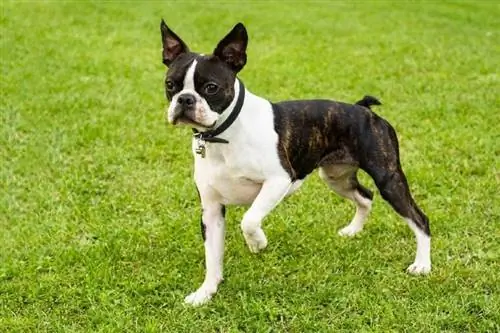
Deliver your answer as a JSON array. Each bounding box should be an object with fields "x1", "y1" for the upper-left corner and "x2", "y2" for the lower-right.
[
  {"x1": 272, "y1": 100, "x2": 369, "y2": 180},
  {"x1": 193, "y1": 56, "x2": 237, "y2": 113},
  {"x1": 200, "y1": 218, "x2": 206, "y2": 241}
]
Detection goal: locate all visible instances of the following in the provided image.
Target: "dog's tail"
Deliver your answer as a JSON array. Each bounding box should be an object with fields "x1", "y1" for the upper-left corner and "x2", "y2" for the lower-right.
[{"x1": 355, "y1": 95, "x2": 382, "y2": 109}]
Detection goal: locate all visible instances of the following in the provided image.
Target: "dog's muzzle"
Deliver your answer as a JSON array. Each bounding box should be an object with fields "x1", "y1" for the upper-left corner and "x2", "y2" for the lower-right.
[{"x1": 171, "y1": 93, "x2": 196, "y2": 124}]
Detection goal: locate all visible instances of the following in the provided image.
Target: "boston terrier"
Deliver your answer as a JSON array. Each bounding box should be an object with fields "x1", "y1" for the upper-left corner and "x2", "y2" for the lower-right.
[{"x1": 160, "y1": 20, "x2": 431, "y2": 306}]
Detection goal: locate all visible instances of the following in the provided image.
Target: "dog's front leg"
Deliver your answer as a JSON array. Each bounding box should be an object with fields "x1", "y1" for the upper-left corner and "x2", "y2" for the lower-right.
[
  {"x1": 184, "y1": 197, "x2": 225, "y2": 306},
  {"x1": 241, "y1": 176, "x2": 292, "y2": 253}
]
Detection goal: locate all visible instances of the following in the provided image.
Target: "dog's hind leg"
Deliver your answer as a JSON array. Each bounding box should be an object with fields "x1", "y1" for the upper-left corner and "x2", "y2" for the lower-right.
[
  {"x1": 319, "y1": 165, "x2": 373, "y2": 236},
  {"x1": 361, "y1": 118, "x2": 431, "y2": 275},
  {"x1": 366, "y1": 165, "x2": 431, "y2": 274}
]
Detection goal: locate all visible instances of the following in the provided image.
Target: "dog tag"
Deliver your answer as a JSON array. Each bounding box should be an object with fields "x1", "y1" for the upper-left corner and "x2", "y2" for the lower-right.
[{"x1": 195, "y1": 138, "x2": 206, "y2": 158}]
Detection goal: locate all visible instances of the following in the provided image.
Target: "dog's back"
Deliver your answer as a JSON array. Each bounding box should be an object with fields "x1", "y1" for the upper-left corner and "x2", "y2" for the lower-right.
[{"x1": 271, "y1": 98, "x2": 385, "y2": 180}]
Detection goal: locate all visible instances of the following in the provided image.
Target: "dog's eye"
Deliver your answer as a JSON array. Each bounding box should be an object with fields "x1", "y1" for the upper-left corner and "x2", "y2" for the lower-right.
[
  {"x1": 166, "y1": 80, "x2": 175, "y2": 91},
  {"x1": 204, "y1": 83, "x2": 219, "y2": 95}
]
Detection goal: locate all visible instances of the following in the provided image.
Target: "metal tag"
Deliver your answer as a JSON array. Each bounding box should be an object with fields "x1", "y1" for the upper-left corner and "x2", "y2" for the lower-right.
[{"x1": 195, "y1": 138, "x2": 206, "y2": 158}]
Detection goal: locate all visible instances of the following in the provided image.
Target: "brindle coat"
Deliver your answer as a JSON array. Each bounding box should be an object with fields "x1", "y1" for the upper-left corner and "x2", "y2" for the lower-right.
[{"x1": 272, "y1": 97, "x2": 430, "y2": 235}]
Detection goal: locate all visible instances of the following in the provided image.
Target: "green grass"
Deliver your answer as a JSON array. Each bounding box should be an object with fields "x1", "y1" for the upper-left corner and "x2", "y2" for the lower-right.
[{"x1": 1, "y1": 1, "x2": 499, "y2": 331}]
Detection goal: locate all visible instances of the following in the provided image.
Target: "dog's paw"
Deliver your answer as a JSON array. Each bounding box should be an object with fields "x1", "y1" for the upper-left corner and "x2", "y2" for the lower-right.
[
  {"x1": 243, "y1": 228, "x2": 268, "y2": 253},
  {"x1": 184, "y1": 288, "x2": 213, "y2": 306},
  {"x1": 338, "y1": 224, "x2": 363, "y2": 237},
  {"x1": 407, "y1": 261, "x2": 431, "y2": 275}
]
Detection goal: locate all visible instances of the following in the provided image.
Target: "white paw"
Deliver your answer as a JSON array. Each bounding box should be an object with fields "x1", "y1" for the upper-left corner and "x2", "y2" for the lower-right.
[
  {"x1": 338, "y1": 224, "x2": 363, "y2": 237},
  {"x1": 184, "y1": 288, "x2": 213, "y2": 306},
  {"x1": 243, "y1": 228, "x2": 268, "y2": 253},
  {"x1": 407, "y1": 262, "x2": 431, "y2": 275}
]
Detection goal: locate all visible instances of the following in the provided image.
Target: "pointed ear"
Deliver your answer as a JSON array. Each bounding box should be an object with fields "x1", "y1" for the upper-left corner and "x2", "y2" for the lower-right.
[
  {"x1": 160, "y1": 19, "x2": 189, "y2": 66},
  {"x1": 213, "y1": 23, "x2": 248, "y2": 72}
]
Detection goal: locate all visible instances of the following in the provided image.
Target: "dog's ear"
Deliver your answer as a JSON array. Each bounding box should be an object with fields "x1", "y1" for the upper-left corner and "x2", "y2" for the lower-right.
[
  {"x1": 160, "y1": 19, "x2": 189, "y2": 66},
  {"x1": 213, "y1": 23, "x2": 248, "y2": 72}
]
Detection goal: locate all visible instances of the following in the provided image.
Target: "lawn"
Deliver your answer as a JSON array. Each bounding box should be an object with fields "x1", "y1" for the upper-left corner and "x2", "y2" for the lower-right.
[{"x1": 1, "y1": 1, "x2": 499, "y2": 332}]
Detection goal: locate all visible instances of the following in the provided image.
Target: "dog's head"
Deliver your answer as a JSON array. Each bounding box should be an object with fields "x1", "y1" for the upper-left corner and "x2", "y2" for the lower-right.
[{"x1": 160, "y1": 20, "x2": 248, "y2": 130}]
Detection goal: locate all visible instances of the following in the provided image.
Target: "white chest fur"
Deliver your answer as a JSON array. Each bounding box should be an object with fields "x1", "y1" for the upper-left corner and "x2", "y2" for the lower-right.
[{"x1": 195, "y1": 150, "x2": 263, "y2": 205}]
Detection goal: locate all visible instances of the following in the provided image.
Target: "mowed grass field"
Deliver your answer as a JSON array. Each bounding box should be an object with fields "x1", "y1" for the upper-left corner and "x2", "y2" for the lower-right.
[{"x1": 1, "y1": 1, "x2": 499, "y2": 331}]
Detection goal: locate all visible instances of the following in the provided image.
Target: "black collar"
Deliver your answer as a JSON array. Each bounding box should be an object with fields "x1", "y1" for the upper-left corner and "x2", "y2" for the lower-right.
[{"x1": 192, "y1": 79, "x2": 245, "y2": 144}]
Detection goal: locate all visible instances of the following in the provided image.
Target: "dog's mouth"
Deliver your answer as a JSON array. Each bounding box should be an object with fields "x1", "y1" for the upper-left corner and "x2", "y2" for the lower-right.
[{"x1": 172, "y1": 114, "x2": 216, "y2": 129}]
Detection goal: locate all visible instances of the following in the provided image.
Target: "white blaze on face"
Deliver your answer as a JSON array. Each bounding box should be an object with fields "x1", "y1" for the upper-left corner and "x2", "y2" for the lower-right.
[
  {"x1": 167, "y1": 59, "x2": 220, "y2": 128},
  {"x1": 183, "y1": 59, "x2": 197, "y2": 91}
]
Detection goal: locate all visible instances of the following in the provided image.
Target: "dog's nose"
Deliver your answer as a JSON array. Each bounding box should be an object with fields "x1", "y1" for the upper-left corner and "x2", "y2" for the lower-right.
[{"x1": 178, "y1": 93, "x2": 195, "y2": 107}]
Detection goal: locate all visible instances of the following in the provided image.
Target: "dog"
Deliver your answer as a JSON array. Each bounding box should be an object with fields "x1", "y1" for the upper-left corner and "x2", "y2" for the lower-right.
[{"x1": 160, "y1": 20, "x2": 431, "y2": 306}]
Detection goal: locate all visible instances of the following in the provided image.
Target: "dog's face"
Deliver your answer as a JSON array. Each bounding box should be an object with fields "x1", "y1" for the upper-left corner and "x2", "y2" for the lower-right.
[{"x1": 161, "y1": 20, "x2": 248, "y2": 129}]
